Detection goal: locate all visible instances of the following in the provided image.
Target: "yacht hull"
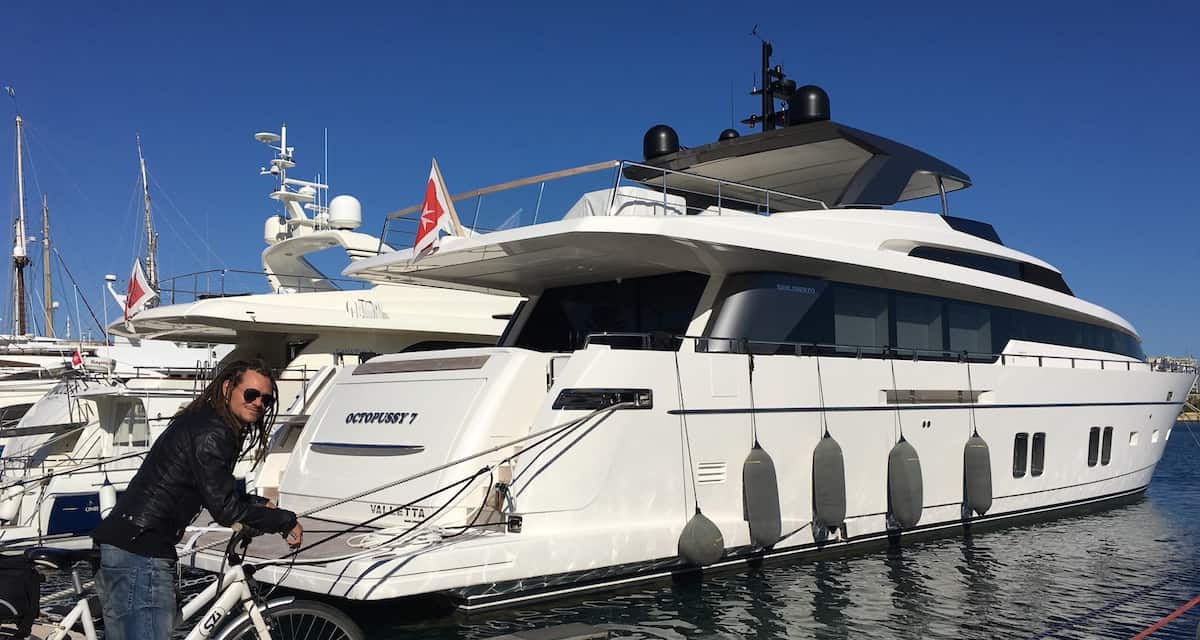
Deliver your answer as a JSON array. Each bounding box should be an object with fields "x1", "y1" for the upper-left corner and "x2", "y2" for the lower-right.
[{"x1": 193, "y1": 348, "x2": 1194, "y2": 609}]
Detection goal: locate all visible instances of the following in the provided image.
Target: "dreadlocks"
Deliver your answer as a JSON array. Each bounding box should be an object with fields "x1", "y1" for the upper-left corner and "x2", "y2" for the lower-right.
[{"x1": 179, "y1": 359, "x2": 279, "y2": 465}]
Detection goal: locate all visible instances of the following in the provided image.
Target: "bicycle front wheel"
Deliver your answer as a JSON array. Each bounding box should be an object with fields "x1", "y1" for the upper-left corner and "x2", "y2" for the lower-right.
[{"x1": 219, "y1": 599, "x2": 364, "y2": 640}]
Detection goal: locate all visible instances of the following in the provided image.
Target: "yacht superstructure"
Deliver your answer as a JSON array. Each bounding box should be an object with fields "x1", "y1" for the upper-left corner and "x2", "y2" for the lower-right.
[{"x1": 183, "y1": 48, "x2": 1196, "y2": 610}]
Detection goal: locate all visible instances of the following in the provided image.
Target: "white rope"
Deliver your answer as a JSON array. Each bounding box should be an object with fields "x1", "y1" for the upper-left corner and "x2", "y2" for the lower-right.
[{"x1": 0, "y1": 450, "x2": 146, "y2": 491}]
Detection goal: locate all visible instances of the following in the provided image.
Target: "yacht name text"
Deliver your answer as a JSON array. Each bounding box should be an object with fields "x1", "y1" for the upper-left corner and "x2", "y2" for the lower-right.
[{"x1": 345, "y1": 411, "x2": 419, "y2": 425}]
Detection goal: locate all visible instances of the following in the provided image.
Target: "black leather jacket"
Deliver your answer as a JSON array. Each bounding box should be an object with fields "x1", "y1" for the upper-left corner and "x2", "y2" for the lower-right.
[{"x1": 102, "y1": 403, "x2": 297, "y2": 543}]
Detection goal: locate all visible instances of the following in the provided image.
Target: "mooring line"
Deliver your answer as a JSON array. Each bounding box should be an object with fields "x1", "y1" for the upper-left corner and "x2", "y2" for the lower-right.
[
  {"x1": 1030, "y1": 572, "x2": 1179, "y2": 639},
  {"x1": 1129, "y1": 594, "x2": 1200, "y2": 640}
]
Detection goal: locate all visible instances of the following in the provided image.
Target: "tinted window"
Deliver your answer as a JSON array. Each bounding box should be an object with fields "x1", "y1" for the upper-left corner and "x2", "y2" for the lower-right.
[
  {"x1": 911, "y1": 246, "x2": 1019, "y2": 279},
  {"x1": 895, "y1": 293, "x2": 943, "y2": 353},
  {"x1": 1031, "y1": 432, "x2": 1046, "y2": 477},
  {"x1": 514, "y1": 272, "x2": 708, "y2": 353},
  {"x1": 697, "y1": 272, "x2": 1143, "y2": 360},
  {"x1": 943, "y1": 216, "x2": 1003, "y2": 244},
  {"x1": 1087, "y1": 427, "x2": 1100, "y2": 467},
  {"x1": 948, "y1": 302, "x2": 992, "y2": 355},
  {"x1": 1013, "y1": 433, "x2": 1029, "y2": 478},
  {"x1": 1101, "y1": 426, "x2": 1113, "y2": 465},
  {"x1": 834, "y1": 286, "x2": 888, "y2": 354},
  {"x1": 705, "y1": 273, "x2": 832, "y2": 353},
  {"x1": 1020, "y1": 263, "x2": 1074, "y2": 295},
  {"x1": 909, "y1": 246, "x2": 1073, "y2": 296}
]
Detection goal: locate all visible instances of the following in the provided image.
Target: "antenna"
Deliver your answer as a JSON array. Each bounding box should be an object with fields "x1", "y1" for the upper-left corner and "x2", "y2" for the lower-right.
[
  {"x1": 740, "y1": 31, "x2": 796, "y2": 132},
  {"x1": 3, "y1": 86, "x2": 17, "y2": 114},
  {"x1": 324, "y1": 127, "x2": 329, "y2": 212}
]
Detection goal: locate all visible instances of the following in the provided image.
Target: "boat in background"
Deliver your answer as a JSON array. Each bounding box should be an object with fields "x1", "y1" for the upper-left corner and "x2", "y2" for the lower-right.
[{"x1": 114, "y1": 124, "x2": 517, "y2": 502}]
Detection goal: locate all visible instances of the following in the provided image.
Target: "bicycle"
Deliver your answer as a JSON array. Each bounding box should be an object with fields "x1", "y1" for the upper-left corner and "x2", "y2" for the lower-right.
[{"x1": 13, "y1": 524, "x2": 363, "y2": 640}]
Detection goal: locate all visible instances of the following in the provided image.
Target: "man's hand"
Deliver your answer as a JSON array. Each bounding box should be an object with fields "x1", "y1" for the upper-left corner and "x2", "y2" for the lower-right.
[{"x1": 285, "y1": 522, "x2": 303, "y2": 549}]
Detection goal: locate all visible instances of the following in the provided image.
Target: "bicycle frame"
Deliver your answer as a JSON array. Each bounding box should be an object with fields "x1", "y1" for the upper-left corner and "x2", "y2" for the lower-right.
[
  {"x1": 45, "y1": 596, "x2": 97, "y2": 640},
  {"x1": 42, "y1": 562, "x2": 275, "y2": 640},
  {"x1": 181, "y1": 564, "x2": 269, "y2": 640}
]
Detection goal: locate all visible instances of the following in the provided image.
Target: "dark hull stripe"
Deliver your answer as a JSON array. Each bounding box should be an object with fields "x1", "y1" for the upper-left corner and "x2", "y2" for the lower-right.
[{"x1": 668, "y1": 400, "x2": 1179, "y2": 415}]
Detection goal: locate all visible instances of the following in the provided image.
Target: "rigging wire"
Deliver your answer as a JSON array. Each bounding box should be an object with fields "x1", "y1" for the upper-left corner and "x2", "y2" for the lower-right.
[
  {"x1": 673, "y1": 350, "x2": 702, "y2": 517},
  {"x1": 965, "y1": 357, "x2": 980, "y2": 436},
  {"x1": 888, "y1": 355, "x2": 905, "y2": 441},
  {"x1": 746, "y1": 347, "x2": 759, "y2": 446},
  {"x1": 146, "y1": 170, "x2": 229, "y2": 269},
  {"x1": 815, "y1": 352, "x2": 830, "y2": 437},
  {"x1": 52, "y1": 248, "x2": 104, "y2": 336}
]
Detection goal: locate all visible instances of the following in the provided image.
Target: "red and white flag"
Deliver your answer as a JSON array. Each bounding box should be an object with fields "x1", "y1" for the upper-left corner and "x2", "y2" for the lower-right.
[
  {"x1": 124, "y1": 259, "x2": 158, "y2": 322},
  {"x1": 70, "y1": 350, "x2": 83, "y2": 369},
  {"x1": 413, "y1": 158, "x2": 464, "y2": 259}
]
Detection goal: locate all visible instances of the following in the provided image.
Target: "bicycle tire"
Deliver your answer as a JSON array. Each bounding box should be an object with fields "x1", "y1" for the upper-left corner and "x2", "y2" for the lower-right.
[{"x1": 217, "y1": 599, "x2": 363, "y2": 640}]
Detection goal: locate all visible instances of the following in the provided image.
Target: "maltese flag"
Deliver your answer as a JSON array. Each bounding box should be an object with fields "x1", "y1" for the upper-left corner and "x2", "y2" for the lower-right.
[
  {"x1": 413, "y1": 158, "x2": 464, "y2": 259},
  {"x1": 124, "y1": 259, "x2": 158, "y2": 323}
]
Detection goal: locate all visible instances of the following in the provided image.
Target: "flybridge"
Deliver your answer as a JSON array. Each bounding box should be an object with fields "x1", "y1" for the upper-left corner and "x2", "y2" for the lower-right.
[{"x1": 378, "y1": 63, "x2": 970, "y2": 253}]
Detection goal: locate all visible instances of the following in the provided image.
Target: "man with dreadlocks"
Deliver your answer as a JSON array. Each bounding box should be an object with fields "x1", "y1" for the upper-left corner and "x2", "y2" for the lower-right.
[{"x1": 91, "y1": 360, "x2": 304, "y2": 640}]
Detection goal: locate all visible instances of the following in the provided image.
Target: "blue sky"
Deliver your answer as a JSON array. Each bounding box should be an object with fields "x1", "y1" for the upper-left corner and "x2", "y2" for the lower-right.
[{"x1": 2, "y1": 1, "x2": 1197, "y2": 355}]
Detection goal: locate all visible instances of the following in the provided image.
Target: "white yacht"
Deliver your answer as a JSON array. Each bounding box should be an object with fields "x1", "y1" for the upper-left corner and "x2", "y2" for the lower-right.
[
  {"x1": 0, "y1": 380, "x2": 200, "y2": 548},
  {"x1": 186, "y1": 50, "x2": 1197, "y2": 611}
]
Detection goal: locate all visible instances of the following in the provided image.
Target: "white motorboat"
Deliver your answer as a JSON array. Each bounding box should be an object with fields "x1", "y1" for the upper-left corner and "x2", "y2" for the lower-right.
[
  {"x1": 0, "y1": 380, "x2": 203, "y2": 549},
  {"x1": 187, "y1": 48, "x2": 1197, "y2": 610}
]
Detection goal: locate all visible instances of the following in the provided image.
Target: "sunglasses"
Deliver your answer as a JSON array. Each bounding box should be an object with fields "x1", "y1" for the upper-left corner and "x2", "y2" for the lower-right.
[{"x1": 242, "y1": 388, "x2": 276, "y2": 408}]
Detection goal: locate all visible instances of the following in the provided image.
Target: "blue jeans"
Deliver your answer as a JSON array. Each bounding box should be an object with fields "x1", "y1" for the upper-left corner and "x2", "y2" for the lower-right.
[{"x1": 95, "y1": 544, "x2": 179, "y2": 640}]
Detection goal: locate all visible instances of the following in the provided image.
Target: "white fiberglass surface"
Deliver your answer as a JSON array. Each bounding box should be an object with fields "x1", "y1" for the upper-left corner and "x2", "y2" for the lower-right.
[{"x1": 283, "y1": 375, "x2": 488, "y2": 527}]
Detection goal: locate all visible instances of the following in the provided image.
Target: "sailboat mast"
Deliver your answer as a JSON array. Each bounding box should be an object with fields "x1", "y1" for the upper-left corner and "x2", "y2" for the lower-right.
[
  {"x1": 12, "y1": 114, "x2": 30, "y2": 336},
  {"x1": 137, "y1": 135, "x2": 157, "y2": 288},
  {"x1": 41, "y1": 193, "x2": 53, "y2": 338}
]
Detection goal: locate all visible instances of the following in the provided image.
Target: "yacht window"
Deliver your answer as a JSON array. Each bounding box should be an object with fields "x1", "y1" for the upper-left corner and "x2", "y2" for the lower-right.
[
  {"x1": 0, "y1": 402, "x2": 34, "y2": 428},
  {"x1": 402, "y1": 340, "x2": 493, "y2": 353},
  {"x1": 911, "y1": 246, "x2": 1019, "y2": 279},
  {"x1": 1013, "y1": 433, "x2": 1029, "y2": 478},
  {"x1": 909, "y1": 246, "x2": 1074, "y2": 296},
  {"x1": 114, "y1": 402, "x2": 150, "y2": 448},
  {"x1": 286, "y1": 340, "x2": 313, "y2": 363},
  {"x1": 39, "y1": 429, "x2": 83, "y2": 459},
  {"x1": 941, "y1": 216, "x2": 1004, "y2": 244},
  {"x1": 895, "y1": 293, "x2": 943, "y2": 354},
  {"x1": 1031, "y1": 432, "x2": 1046, "y2": 477},
  {"x1": 948, "y1": 302, "x2": 992, "y2": 356},
  {"x1": 1087, "y1": 427, "x2": 1100, "y2": 467},
  {"x1": 703, "y1": 273, "x2": 832, "y2": 353},
  {"x1": 1101, "y1": 426, "x2": 1113, "y2": 465},
  {"x1": 513, "y1": 272, "x2": 708, "y2": 353},
  {"x1": 624, "y1": 271, "x2": 1142, "y2": 361},
  {"x1": 834, "y1": 286, "x2": 888, "y2": 355}
]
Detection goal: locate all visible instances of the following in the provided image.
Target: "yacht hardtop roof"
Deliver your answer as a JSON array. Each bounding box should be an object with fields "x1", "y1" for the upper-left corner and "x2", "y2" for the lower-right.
[
  {"x1": 347, "y1": 208, "x2": 1135, "y2": 336},
  {"x1": 113, "y1": 284, "x2": 511, "y2": 343},
  {"x1": 627, "y1": 119, "x2": 971, "y2": 210}
]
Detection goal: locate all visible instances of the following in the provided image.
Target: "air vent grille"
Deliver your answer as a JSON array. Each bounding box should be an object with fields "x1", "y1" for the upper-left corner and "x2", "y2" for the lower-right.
[{"x1": 696, "y1": 461, "x2": 727, "y2": 485}]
